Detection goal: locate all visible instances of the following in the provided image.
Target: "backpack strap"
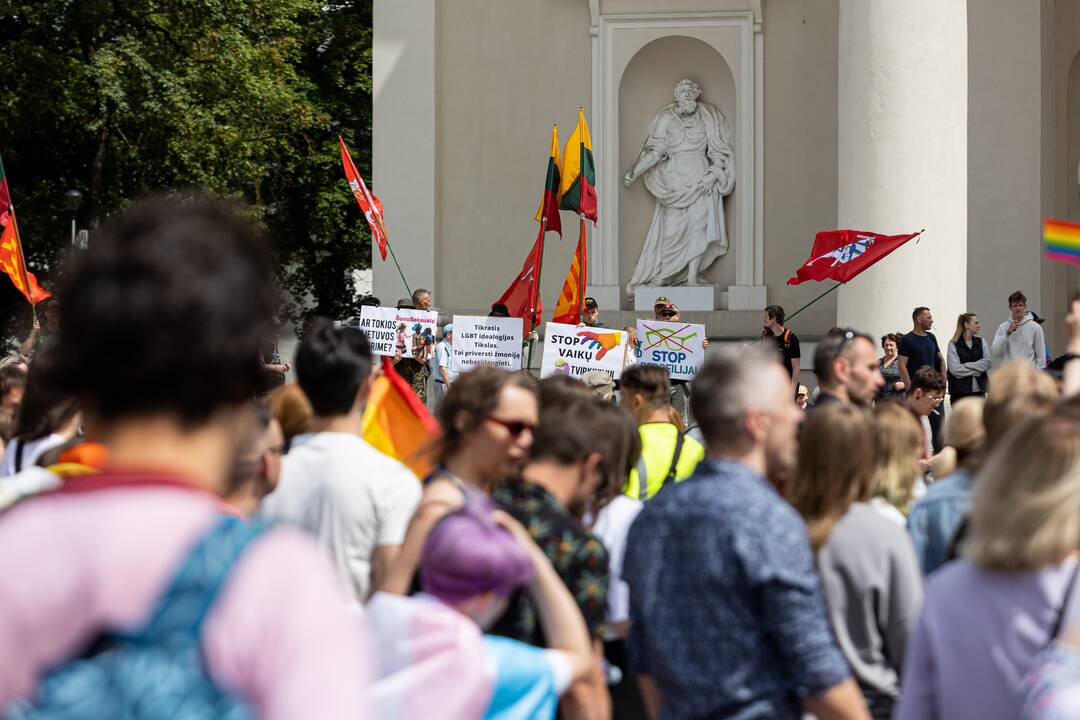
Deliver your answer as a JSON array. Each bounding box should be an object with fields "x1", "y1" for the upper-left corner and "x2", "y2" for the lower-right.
[
  {"x1": 662, "y1": 433, "x2": 686, "y2": 489},
  {"x1": 116, "y1": 516, "x2": 266, "y2": 644},
  {"x1": 1050, "y1": 561, "x2": 1080, "y2": 642},
  {"x1": 635, "y1": 454, "x2": 649, "y2": 501}
]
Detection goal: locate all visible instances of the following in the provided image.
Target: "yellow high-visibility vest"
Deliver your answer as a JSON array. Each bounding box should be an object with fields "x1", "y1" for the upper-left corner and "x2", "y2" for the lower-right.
[{"x1": 624, "y1": 422, "x2": 705, "y2": 500}]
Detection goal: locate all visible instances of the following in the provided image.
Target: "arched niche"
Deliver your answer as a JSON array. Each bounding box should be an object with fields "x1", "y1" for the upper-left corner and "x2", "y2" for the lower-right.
[{"x1": 618, "y1": 36, "x2": 737, "y2": 288}]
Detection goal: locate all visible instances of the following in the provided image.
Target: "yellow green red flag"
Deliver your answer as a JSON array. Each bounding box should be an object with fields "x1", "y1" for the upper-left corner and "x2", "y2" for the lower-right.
[
  {"x1": 558, "y1": 108, "x2": 597, "y2": 222},
  {"x1": 534, "y1": 124, "x2": 562, "y2": 237}
]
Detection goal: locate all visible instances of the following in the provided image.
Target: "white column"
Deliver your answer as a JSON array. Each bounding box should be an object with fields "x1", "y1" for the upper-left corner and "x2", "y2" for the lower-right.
[
  {"x1": 836, "y1": 1, "x2": 967, "y2": 337},
  {"x1": 373, "y1": 0, "x2": 437, "y2": 301}
]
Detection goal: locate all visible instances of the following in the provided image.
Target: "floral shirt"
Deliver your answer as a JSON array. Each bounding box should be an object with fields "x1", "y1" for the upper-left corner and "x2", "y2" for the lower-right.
[{"x1": 491, "y1": 479, "x2": 610, "y2": 643}]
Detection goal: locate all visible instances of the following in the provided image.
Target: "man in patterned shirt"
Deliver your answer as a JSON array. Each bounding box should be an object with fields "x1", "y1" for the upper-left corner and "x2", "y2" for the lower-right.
[
  {"x1": 623, "y1": 346, "x2": 870, "y2": 720},
  {"x1": 492, "y1": 396, "x2": 621, "y2": 720}
]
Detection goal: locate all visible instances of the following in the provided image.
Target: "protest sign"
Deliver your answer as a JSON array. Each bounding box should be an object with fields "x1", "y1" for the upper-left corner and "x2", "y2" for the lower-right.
[
  {"x1": 635, "y1": 319, "x2": 707, "y2": 381},
  {"x1": 451, "y1": 315, "x2": 524, "y2": 371},
  {"x1": 540, "y1": 322, "x2": 628, "y2": 379},
  {"x1": 359, "y1": 306, "x2": 439, "y2": 360}
]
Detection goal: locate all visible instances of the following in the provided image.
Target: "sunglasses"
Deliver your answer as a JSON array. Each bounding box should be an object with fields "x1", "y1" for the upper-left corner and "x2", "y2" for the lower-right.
[{"x1": 486, "y1": 416, "x2": 535, "y2": 437}]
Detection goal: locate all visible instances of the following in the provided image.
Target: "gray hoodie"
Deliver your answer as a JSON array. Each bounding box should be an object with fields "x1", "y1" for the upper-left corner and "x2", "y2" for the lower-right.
[{"x1": 991, "y1": 311, "x2": 1046, "y2": 368}]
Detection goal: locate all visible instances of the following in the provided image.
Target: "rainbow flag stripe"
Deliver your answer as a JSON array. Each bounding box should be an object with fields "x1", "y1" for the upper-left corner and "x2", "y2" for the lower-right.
[{"x1": 1045, "y1": 218, "x2": 1080, "y2": 266}]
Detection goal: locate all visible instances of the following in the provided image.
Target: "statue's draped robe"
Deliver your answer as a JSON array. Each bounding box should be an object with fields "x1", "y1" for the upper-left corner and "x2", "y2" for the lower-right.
[{"x1": 628, "y1": 103, "x2": 734, "y2": 288}]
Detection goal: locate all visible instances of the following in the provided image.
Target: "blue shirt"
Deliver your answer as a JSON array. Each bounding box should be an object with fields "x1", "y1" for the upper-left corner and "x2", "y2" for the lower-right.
[
  {"x1": 483, "y1": 636, "x2": 564, "y2": 720},
  {"x1": 899, "y1": 332, "x2": 941, "y2": 375},
  {"x1": 623, "y1": 458, "x2": 850, "y2": 720},
  {"x1": 906, "y1": 468, "x2": 974, "y2": 575}
]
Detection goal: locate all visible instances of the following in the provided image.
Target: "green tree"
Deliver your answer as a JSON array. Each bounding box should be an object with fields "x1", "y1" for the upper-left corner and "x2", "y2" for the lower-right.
[{"x1": 0, "y1": 0, "x2": 374, "y2": 333}]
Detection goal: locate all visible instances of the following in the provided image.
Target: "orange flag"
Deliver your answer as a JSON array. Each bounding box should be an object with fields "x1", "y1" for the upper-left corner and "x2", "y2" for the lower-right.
[
  {"x1": 0, "y1": 209, "x2": 50, "y2": 305},
  {"x1": 362, "y1": 357, "x2": 441, "y2": 479},
  {"x1": 552, "y1": 218, "x2": 588, "y2": 324},
  {"x1": 339, "y1": 135, "x2": 389, "y2": 261}
]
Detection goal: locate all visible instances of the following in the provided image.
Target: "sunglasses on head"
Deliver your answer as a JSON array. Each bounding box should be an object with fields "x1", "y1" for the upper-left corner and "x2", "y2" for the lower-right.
[{"x1": 486, "y1": 416, "x2": 535, "y2": 437}]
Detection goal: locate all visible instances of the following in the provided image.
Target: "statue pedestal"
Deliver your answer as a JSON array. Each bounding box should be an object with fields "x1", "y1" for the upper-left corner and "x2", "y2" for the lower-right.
[{"x1": 633, "y1": 285, "x2": 718, "y2": 312}]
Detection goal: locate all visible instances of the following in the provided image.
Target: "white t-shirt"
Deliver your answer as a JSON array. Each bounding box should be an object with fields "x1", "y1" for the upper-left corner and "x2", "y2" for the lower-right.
[
  {"x1": 0, "y1": 434, "x2": 67, "y2": 477},
  {"x1": 590, "y1": 494, "x2": 644, "y2": 635},
  {"x1": 435, "y1": 340, "x2": 458, "y2": 383},
  {"x1": 260, "y1": 432, "x2": 421, "y2": 602}
]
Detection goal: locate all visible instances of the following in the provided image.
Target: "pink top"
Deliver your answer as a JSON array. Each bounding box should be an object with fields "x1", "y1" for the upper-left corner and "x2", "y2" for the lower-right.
[{"x1": 0, "y1": 477, "x2": 372, "y2": 718}]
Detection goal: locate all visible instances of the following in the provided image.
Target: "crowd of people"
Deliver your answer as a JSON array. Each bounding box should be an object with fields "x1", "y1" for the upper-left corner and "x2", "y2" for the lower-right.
[{"x1": 3, "y1": 193, "x2": 1080, "y2": 720}]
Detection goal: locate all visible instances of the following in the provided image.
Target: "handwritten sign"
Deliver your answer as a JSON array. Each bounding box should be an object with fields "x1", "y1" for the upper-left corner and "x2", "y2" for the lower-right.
[
  {"x1": 540, "y1": 322, "x2": 628, "y2": 379},
  {"x1": 635, "y1": 319, "x2": 706, "y2": 381},
  {"x1": 451, "y1": 315, "x2": 524, "y2": 371},
  {"x1": 359, "y1": 306, "x2": 439, "y2": 360}
]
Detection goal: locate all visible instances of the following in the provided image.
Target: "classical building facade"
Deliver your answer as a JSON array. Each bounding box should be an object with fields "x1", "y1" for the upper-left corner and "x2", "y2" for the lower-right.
[{"x1": 373, "y1": 0, "x2": 1080, "y2": 353}]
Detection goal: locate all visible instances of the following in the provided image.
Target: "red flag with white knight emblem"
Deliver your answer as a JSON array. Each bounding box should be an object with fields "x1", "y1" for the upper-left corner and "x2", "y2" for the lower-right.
[
  {"x1": 787, "y1": 229, "x2": 921, "y2": 285},
  {"x1": 339, "y1": 135, "x2": 388, "y2": 261}
]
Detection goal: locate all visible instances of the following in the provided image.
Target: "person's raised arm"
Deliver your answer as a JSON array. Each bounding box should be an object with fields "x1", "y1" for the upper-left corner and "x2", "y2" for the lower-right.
[{"x1": 18, "y1": 316, "x2": 38, "y2": 357}]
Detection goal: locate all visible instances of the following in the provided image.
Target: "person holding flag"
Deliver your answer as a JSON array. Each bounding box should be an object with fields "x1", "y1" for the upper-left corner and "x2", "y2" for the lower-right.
[{"x1": 0, "y1": 153, "x2": 53, "y2": 349}]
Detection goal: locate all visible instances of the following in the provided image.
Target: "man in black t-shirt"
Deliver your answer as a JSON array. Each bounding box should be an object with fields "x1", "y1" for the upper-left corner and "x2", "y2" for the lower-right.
[
  {"x1": 762, "y1": 305, "x2": 800, "y2": 395},
  {"x1": 899, "y1": 306, "x2": 948, "y2": 452}
]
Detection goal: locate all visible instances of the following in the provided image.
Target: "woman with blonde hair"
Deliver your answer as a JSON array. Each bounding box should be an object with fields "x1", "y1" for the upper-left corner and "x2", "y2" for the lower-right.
[
  {"x1": 786, "y1": 403, "x2": 922, "y2": 719},
  {"x1": 869, "y1": 402, "x2": 925, "y2": 523},
  {"x1": 947, "y1": 313, "x2": 991, "y2": 402},
  {"x1": 896, "y1": 411, "x2": 1080, "y2": 720}
]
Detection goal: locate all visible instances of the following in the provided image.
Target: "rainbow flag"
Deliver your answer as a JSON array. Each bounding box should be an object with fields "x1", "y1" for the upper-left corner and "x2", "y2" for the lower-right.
[
  {"x1": 1044, "y1": 218, "x2": 1080, "y2": 266},
  {"x1": 362, "y1": 357, "x2": 440, "y2": 479}
]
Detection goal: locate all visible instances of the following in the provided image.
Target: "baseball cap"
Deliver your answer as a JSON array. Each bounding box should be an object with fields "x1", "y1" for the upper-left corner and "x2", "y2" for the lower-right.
[
  {"x1": 443, "y1": 323, "x2": 454, "y2": 335},
  {"x1": 653, "y1": 296, "x2": 671, "y2": 308},
  {"x1": 584, "y1": 297, "x2": 598, "y2": 310}
]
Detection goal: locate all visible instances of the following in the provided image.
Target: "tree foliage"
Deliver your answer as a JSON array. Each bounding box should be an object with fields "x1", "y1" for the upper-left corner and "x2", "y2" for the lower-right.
[{"x1": 0, "y1": 0, "x2": 374, "y2": 330}]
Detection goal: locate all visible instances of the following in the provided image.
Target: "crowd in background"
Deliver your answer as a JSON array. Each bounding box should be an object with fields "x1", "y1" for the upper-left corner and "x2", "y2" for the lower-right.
[{"x1": 3, "y1": 194, "x2": 1080, "y2": 720}]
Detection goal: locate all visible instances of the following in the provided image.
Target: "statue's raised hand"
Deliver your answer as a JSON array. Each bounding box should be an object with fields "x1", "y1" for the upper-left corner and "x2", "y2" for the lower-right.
[{"x1": 623, "y1": 169, "x2": 635, "y2": 186}]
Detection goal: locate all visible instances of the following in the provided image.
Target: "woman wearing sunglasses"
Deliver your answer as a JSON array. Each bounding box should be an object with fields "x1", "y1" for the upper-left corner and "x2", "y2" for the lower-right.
[{"x1": 381, "y1": 365, "x2": 539, "y2": 595}]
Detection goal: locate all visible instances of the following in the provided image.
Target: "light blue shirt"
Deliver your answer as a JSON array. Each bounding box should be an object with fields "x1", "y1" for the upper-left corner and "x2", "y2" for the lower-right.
[
  {"x1": 434, "y1": 340, "x2": 458, "y2": 383},
  {"x1": 907, "y1": 469, "x2": 974, "y2": 575}
]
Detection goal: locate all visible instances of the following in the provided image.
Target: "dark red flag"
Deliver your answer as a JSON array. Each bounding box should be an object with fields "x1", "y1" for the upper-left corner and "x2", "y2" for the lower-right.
[
  {"x1": 787, "y1": 229, "x2": 920, "y2": 285},
  {"x1": 495, "y1": 227, "x2": 545, "y2": 332}
]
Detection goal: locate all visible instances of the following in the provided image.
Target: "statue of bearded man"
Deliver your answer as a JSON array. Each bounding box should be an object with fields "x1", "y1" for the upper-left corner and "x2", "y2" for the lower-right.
[{"x1": 624, "y1": 79, "x2": 735, "y2": 287}]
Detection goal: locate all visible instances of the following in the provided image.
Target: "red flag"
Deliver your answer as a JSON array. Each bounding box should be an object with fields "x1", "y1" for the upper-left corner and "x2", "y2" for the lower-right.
[
  {"x1": 495, "y1": 226, "x2": 545, "y2": 332},
  {"x1": 553, "y1": 218, "x2": 588, "y2": 324},
  {"x1": 0, "y1": 209, "x2": 51, "y2": 305},
  {"x1": 787, "y1": 229, "x2": 920, "y2": 286},
  {"x1": 338, "y1": 135, "x2": 389, "y2": 261}
]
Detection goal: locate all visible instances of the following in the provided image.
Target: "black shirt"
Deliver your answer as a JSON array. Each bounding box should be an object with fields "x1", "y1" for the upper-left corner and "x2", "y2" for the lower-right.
[{"x1": 766, "y1": 329, "x2": 801, "y2": 379}]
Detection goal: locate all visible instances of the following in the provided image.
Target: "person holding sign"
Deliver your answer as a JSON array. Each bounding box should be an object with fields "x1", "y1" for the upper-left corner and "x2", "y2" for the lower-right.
[
  {"x1": 619, "y1": 365, "x2": 705, "y2": 501},
  {"x1": 648, "y1": 297, "x2": 708, "y2": 426}
]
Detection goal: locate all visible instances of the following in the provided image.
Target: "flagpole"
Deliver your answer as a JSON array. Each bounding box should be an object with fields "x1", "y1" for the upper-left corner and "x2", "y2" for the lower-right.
[
  {"x1": 526, "y1": 217, "x2": 548, "y2": 371},
  {"x1": 578, "y1": 214, "x2": 586, "y2": 322}
]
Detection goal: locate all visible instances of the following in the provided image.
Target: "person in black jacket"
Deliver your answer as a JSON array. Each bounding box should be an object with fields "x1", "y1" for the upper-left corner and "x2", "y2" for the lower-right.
[{"x1": 946, "y1": 313, "x2": 991, "y2": 402}]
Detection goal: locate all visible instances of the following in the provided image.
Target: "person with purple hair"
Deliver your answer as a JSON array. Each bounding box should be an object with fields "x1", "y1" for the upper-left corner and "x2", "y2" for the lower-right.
[{"x1": 367, "y1": 499, "x2": 593, "y2": 719}]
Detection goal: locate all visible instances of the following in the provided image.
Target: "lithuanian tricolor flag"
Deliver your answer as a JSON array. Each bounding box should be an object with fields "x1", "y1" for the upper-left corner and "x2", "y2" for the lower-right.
[
  {"x1": 1044, "y1": 218, "x2": 1080, "y2": 267},
  {"x1": 362, "y1": 357, "x2": 440, "y2": 479},
  {"x1": 534, "y1": 124, "x2": 562, "y2": 237},
  {"x1": 552, "y1": 219, "x2": 588, "y2": 325},
  {"x1": 558, "y1": 108, "x2": 597, "y2": 222}
]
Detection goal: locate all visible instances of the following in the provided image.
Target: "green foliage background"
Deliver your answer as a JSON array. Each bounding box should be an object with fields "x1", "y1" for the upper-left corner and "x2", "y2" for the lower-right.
[{"x1": 0, "y1": 0, "x2": 374, "y2": 333}]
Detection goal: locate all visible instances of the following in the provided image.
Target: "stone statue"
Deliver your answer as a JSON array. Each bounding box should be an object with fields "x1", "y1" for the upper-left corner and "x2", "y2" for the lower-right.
[{"x1": 624, "y1": 79, "x2": 735, "y2": 287}]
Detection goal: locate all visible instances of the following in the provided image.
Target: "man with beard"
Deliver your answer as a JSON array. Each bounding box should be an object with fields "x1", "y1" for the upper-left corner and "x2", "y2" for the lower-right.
[
  {"x1": 625, "y1": 79, "x2": 736, "y2": 288},
  {"x1": 623, "y1": 346, "x2": 869, "y2": 720},
  {"x1": 810, "y1": 329, "x2": 886, "y2": 411}
]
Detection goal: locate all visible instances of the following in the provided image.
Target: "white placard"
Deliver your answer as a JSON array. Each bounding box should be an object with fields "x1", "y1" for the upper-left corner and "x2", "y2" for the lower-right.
[
  {"x1": 358, "y1": 306, "x2": 439, "y2": 359},
  {"x1": 635, "y1": 319, "x2": 707, "y2": 381},
  {"x1": 540, "y1": 322, "x2": 628, "y2": 380},
  {"x1": 450, "y1": 315, "x2": 523, "y2": 371}
]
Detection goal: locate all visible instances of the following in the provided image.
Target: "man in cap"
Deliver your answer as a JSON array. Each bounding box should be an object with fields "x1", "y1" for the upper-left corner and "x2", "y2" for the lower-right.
[
  {"x1": 652, "y1": 296, "x2": 709, "y2": 425},
  {"x1": 581, "y1": 297, "x2": 610, "y2": 329}
]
